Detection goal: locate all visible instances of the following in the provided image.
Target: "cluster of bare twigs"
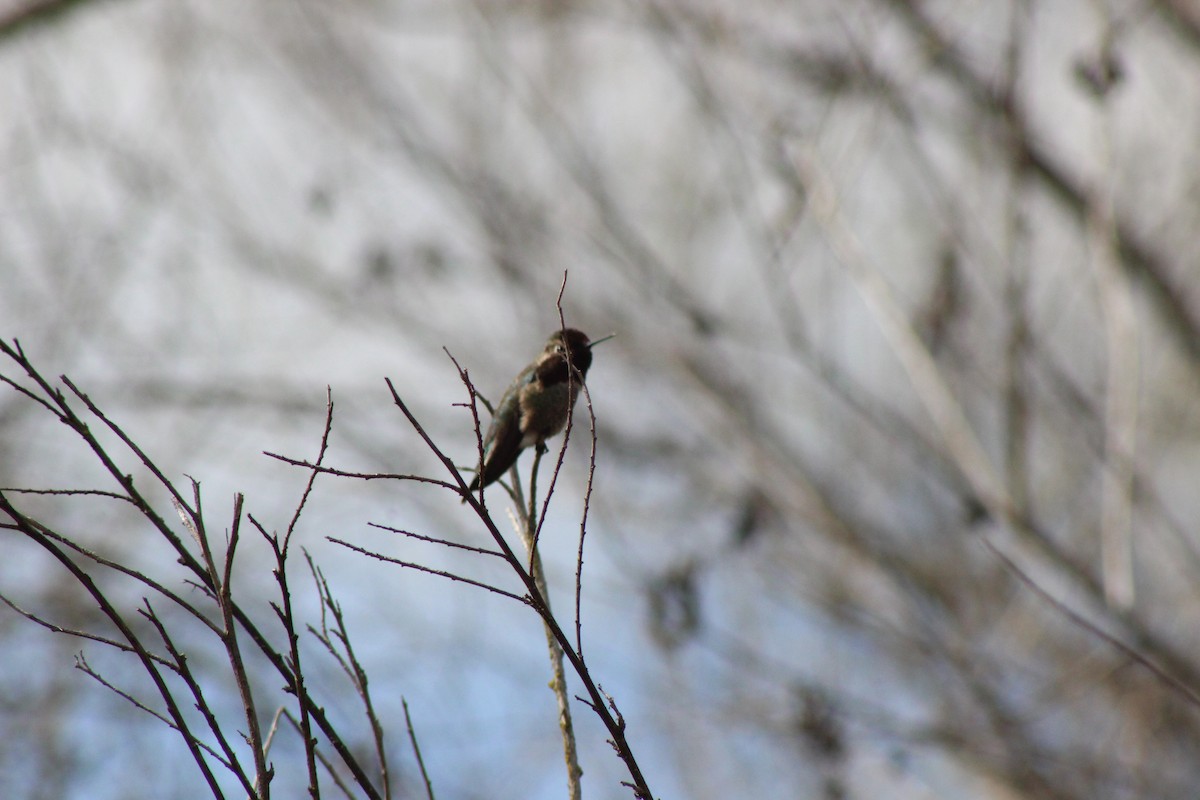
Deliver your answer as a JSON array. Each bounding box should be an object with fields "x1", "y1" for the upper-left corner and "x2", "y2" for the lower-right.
[
  {"x1": 0, "y1": 338, "x2": 404, "y2": 799},
  {"x1": 0, "y1": 330, "x2": 653, "y2": 800}
]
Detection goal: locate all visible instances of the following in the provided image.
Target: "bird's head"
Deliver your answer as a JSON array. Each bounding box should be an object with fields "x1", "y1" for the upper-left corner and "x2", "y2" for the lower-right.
[{"x1": 540, "y1": 328, "x2": 614, "y2": 379}]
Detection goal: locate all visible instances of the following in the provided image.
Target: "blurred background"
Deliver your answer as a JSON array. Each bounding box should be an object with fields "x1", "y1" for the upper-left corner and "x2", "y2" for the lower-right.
[{"x1": 3, "y1": 0, "x2": 1200, "y2": 798}]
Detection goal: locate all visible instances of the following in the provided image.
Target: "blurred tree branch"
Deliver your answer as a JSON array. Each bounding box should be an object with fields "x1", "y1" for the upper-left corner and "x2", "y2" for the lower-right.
[{"x1": 0, "y1": 0, "x2": 108, "y2": 40}]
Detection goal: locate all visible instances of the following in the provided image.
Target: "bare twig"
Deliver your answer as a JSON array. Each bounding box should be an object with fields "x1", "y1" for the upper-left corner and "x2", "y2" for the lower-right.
[
  {"x1": 283, "y1": 389, "x2": 335, "y2": 556},
  {"x1": 305, "y1": 553, "x2": 391, "y2": 800},
  {"x1": 253, "y1": 514, "x2": 319, "y2": 799},
  {"x1": 74, "y1": 653, "x2": 236, "y2": 773},
  {"x1": 216, "y1": 493, "x2": 273, "y2": 796},
  {"x1": 11, "y1": 514, "x2": 220, "y2": 633},
  {"x1": 256, "y1": 705, "x2": 288, "y2": 797},
  {"x1": 403, "y1": 698, "x2": 437, "y2": 800},
  {"x1": 513, "y1": 449, "x2": 584, "y2": 800},
  {"x1": 0, "y1": 589, "x2": 175, "y2": 669},
  {"x1": 574, "y1": 381, "x2": 600, "y2": 657},
  {"x1": 978, "y1": 535, "x2": 1200, "y2": 709},
  {"x1": 61, "y1": 375, "x2": 199, "y2": 524},
  {"x1": 0, "y1": 486, "x2": 137, "y2": 503},
  {"x1": 1083, "y1": 10, "x2": 1138, "y2": 611},
  {"x1": 268, "y1": 390, "x2": 334, "y2": 799},
  {"x1": 529, "y1": 272, "x2": 578, "y2": 559},
  {"x1": 262, "y1": 454, "x2": 457, "y2": 492},
  {"x1": 367, "y1": 522, "x2": 505, "y2": 558},
  {"x1": 445, "y1": 345, "x2": 489, "y2": 508},
  {"x1": 283, "y1": 710, "x2": 357, "y2": 800},
  {"x1": 327, "y1": 537, "x2": 527, "y2": 604}
]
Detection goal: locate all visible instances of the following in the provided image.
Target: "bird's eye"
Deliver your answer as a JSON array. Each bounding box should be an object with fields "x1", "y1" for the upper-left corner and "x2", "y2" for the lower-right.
[{"x1": 555, "y1": 344, "x2": 566, "y2": 354}]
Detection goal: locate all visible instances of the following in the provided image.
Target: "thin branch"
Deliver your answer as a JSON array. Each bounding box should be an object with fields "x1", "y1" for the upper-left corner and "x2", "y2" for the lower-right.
[
  {"x1": 282, "y1": 710, "x2": 357, "y2": 800},
  {"x1": 445, "y1": 346, "x2": 515, "y2": 517},
  {"x1": 384, "y1": 380, "x2": 526, "y2": 564},
  {"x1": 530, "y1": 273, "x2": 578, "y2": 559},
  {"x1": 263, "y1": 453, "x2": 457, "y2": 491},
  {"x1": 513, "y1": 448, "x2": 583, "y2": 800},
  {"x1": 141, "y1": 599, "x2": 259, "y2": 798},
  {"x1": 61, "y1": 375, "x2": 198, "y2": 521},
  {"x1": 260, "y1": 391, "x2": 335, "y2": 800},
  {"x1": 252, "y1": 512, "x2": 320, "y2": 800},
  {"x1": 74, "y1": 653, "x2": 236, "y2": 773},
  {"x1": 574, "y1": 381, "x2": 600, "y2": 657},
  {"x1": 367, "y1": 522, "x2": 505, "y2": 558},
  {"x1": 20, "y1": 515, "x2": 220, "y2": 633},
  {"x1": 327, "y1": 537, "x2": 527, "y2": 604},
  {"x1": 1083, "y1": 10, "x2": 1139, "y2": 611},
  {"x1": 1, "y1": 347, "x2": 211, "y2": 597},
  {"x1": 172, "y1": 563, "x2": 379, "y2": 800},
  {"x1": 0, "y1": 367, "x2": 62, "y2": 417},
  {"x1": 227, "y1": 597, "x2": 384, "y2": 800},
  {"x1": 0, "y1": 486, "x2": 138, "y2": 503},
  {"x1": 305, "y1": 553, "x2": 391, "y2": 800},
  {"x1": 978, "y1": 534, "x2": 1200, "y2": 710},
  {"x1": 283, "y1": 388, "x2": 334, "y2": 556},
  {"x1": 444, "y1": 346, "x2": 489, "y2": 507},
  {"x1": 403, "y1": 699, "x2": 436, "y2": 800},
  {"x1": 253, "y1": 707, "x2": 288, "y2": 800},
  {"x1": 218, "y1": 493, "x2": 273, "y2": 797},
  {"x1": 0, "y1": 590, "x2": 177, "y2": 669}
]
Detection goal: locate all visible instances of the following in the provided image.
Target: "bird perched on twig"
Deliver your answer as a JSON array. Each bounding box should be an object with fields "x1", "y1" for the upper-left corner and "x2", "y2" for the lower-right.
[{"x1": 465, "y1": 328, "x2": 611, "y2": 497}]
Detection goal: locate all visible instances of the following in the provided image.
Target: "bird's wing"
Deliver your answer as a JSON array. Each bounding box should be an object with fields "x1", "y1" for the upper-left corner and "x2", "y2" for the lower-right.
[
  {"x1": 473, "y1": 400, "x2": 524, "y2": 490},
  {"x1": 468, "y1": 372, "x2": 533, "y2": 491},
  {"x1": 476, "y1": 412, "x2": 523, "y2": 489}
]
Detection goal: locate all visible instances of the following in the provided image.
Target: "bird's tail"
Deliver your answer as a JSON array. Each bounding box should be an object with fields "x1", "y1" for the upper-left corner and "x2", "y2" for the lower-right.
[{"x1": 462, "y1": 443, "x2": 521, "y2": 502}]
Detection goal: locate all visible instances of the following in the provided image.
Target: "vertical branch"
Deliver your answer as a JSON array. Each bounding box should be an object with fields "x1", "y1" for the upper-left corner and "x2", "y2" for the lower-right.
[
  {"x1": 795, "y1": 152, "x2": 1010, "y2": 517},
  {"x1": 283, "y1": 389, "x2": 335, "y2": 557},
  {"x1": 259, "y1": 512, "x2": 320, "y2": 800},
  {"x1": 387, "y1": 379, "x2": 653, "y2": 799},
  {"x1": 513, "y1": 449, "x2": 584, "y2": 800},
  {"x1": 402, "y1": 699, "x2": 436, "y2": 800},
  {"x1": 305, "y1": 553, "x2": 392, "y2": 800},
  {"x1": 574, "y1": 382, "x2": 599, "y2": 658},
  {"x1": 186, "y1": 484, "x2": 272, "y2": 797},
  {"x1": 1086, "y1": 5, "x2": 1138, "y2": 611},
  {"x1": 259, "y1": 390, "x2": 335, "y2": 800},
  {"x1": 1002, "y1": 0, "x2": 1033, "y2": 516},
  {"x1": 223, "y1": 494, "x2": 272, "y2": 797},
  {"x1": 529, "y1": 270, "x2": 576, "y2": 559}
]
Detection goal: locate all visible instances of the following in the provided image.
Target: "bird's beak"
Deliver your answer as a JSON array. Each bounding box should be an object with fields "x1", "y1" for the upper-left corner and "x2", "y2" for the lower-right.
[{"x1": 588, "y1": 333, "x2": 617, "y2": 348}]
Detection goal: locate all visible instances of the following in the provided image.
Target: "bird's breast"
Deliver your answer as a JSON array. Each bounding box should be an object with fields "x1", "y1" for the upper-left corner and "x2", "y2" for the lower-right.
[{"x1": 518, "y1": 379, "x2": 579, "y2": 445}]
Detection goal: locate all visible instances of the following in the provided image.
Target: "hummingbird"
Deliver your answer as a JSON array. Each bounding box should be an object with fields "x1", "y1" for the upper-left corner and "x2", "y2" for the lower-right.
[{"x1": 466, "y1": 328, "x2": 611, "y2": 496}]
